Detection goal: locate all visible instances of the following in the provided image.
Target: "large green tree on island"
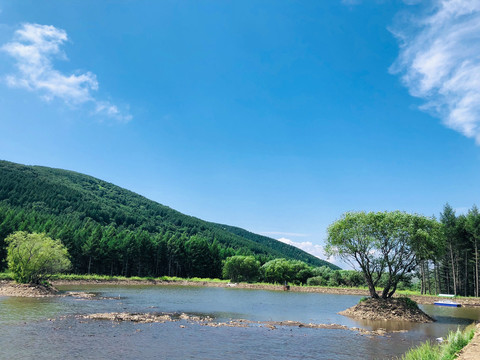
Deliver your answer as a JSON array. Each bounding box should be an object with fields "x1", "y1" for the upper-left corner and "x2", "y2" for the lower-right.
[{"x1": 326, "y1": 211, "x2": 441, "y2": 299}]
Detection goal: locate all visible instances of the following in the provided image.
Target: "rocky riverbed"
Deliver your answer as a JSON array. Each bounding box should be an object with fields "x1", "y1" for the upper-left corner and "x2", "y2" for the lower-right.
[{"x1": 72, "y1": 311, "x2": 401, "y2": 337}]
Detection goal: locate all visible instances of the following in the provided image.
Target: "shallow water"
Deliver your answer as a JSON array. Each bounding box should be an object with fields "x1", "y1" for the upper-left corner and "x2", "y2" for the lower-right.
[{"x1": 1, "y1": 285, "x2": 479, "y2": 359}]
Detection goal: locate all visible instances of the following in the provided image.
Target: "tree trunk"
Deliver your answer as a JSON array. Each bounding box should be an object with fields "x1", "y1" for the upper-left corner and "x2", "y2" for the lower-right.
[
  {"x1": 366, "y1": 277, "x2": 379, "y2": 298},
  {"x1": 456, "y1": 256, "x2": 460, "y2": 295},
  {"x1": 445, "y1": 261, "x2": 450, "y2": 294},
  {"x1": 361, "y1": 268, "x2": 379, "y2": 299},
  {"x1": 475, "y1": 239, "x2": 479, "y2": 298},
  {"x1": 426, "y1": 262, "x2": 431, "y2": 295},
  {"x1": 450, "y1": 244, "x2": 457, "y2": 295},
  {"x1": 465, "y1": 251, "x2": 468, "y2": 297},
  {"x1": 87, "y1": 256, "x2": 92, "y2": 275},
  {"x1": 420, "y1": 261, "x2": 425, "y2": 295},
  {"x1": 381, "y1": 280, "x2": 391, "y2": 299}
]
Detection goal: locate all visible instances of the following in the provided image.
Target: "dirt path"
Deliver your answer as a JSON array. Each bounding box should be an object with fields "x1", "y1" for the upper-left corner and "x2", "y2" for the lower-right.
[{"x1": 457, "y1": 324, "x2": 480, "y2": 360}]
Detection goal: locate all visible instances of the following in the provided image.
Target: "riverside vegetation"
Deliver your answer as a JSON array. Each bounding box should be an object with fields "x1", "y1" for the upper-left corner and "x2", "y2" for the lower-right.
[
  {"x1": 400, "y1": 326, "x2": 476, "y2": 360},
  {"x1": 2, "y1": 160, "x2": 480, "y2": 297},
  {"x1": 2, "y1": 160, "x2": 480, "y2": 358},
  {"x1": 0, "y1": 160, "x2": 337, "y2": 280}
]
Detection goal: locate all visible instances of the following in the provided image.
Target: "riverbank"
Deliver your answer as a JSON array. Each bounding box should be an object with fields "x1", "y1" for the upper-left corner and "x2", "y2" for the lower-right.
[
  {"x1": 52, "y1": 278, "x2": 480, "y2": 307},
  {"x1": 400, "y1": 324, "x2": 479, "y2": 360},
  {"x1": 2, "y1": 277, "x2": 480, "y2": 308},
  {"x1": 0, "y1": 281, "x2": 59, "y2": 297},
  {"x1": 457, "y1": 324, "x2": 480, "y2": 360}
]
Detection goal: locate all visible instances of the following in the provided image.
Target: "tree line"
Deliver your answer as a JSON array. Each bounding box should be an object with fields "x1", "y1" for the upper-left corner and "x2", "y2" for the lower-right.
[
  {"x1": 325, "y1": 205, "x2": 480, "y2": 298},
  {"x1": 0, "y1": 204, "x2": 340, "y2": 280},
  {"x1": 430, "y1": 203, "x2": 480, "y2": 297},
  {"x1": 0, "y1": 160, "x2": 334, "y2": 269}
]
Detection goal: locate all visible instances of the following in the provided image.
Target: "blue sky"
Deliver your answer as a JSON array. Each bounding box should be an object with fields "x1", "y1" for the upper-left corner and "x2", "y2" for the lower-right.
[{"x1": 1, "y1": 0, "x2": 479, "y2": 266}]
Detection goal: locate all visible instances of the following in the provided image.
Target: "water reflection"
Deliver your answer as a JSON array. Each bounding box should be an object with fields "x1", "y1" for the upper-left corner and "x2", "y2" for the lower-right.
[
  {"x1": 0, "y1": 296, "x2": 60, "y2": 325},
  {"x1": 1, "y1": 286, "x2": 479, "y2": 360}
]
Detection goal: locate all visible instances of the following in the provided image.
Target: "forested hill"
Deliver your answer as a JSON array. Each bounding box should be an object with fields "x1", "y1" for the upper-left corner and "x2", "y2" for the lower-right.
[{"x1": 0, "y1": 160, "x2": 338, "y2": 277}]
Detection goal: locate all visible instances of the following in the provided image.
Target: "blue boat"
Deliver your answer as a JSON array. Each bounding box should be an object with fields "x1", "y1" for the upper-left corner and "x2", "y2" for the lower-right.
[{"x1": 434, "y1": 301, "x2": 461, "y2": 307}]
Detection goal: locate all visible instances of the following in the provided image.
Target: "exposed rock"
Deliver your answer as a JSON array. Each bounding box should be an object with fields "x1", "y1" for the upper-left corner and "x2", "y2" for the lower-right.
[
  {"x1": 75, "y1": 311, "x2": 400, "y2": 336},
  {"x1": 80, "y1": 312, "x2": 213, "y2": 324},
  {"x1": 80, "y1": 312, "x2": 174, "y2": 323},
  {"x1": 64, "y1": 291, "x2": 97, "y2": 299},
  {"x1": 339, "y1": 297, "x2": 434, "y2": 323}
]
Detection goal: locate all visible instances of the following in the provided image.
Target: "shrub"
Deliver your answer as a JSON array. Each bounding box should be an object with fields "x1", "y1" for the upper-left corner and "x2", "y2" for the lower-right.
[
  {"x1": 307, "y1": 276, "x2": 328, "y2": 286},
  {"x1": 222, "y1": 255, "x2": 261, "y2": 282},
  {"x1": 261, "y1": 258, "x2": 311, "y2": 284},
  {"x1": 6, "y1": 231, "x2": 71, "y2": 284},
  {"x1": 398, "y1": 297, "x2": 419, "y2": 310}
]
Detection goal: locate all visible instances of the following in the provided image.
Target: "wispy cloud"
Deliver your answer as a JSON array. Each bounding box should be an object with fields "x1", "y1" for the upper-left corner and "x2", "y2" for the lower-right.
[
  {"x1": 391, "y1": 0, "x2": 480, "y2": 143},
  {"x1": 276, "y1": 237, "x2": 343, "y2": 265},
  {"x1": 277, "y1": 237, "x2": 326, "y2": 258},
  {"x1": 2, "y1": 23, "x2": 131, "y2": 122}
]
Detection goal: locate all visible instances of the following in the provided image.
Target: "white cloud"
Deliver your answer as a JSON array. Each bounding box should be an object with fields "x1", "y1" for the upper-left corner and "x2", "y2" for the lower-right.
[
  {"x1": 2, "y1": 23, "x2": 131, "y2": 122},
  {"x1": 94, "y1": 101, "x2": 132, "y2": 123},
  {"x1": 391, "y1": 0, "x2": 480, "y2": 143},
  {"x1": 278, "y1": 237, "x2": 326, "y2": 258},
  {"x1": 276, "y1": 237, "x2": 344, "y2": 266}
]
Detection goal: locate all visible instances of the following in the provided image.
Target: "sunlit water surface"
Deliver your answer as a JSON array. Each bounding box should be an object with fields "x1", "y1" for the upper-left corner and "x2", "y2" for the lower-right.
[{"x1": 1, "y1": 285, "x2": 479, "y2": 359}]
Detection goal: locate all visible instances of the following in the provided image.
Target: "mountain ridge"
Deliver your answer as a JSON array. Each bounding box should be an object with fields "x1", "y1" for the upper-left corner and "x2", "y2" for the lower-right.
[{"x1": 0, "y1": 160, "x2": 339, "y2": 277}]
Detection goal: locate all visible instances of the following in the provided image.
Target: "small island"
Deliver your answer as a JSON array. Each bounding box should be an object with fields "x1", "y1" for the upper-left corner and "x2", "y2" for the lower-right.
[{"x1": 326, "y1": 211, "x2": 439, "y2": 322}]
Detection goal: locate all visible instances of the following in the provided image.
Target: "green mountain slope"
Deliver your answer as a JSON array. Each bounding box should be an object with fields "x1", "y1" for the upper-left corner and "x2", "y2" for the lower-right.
[{"x1": 0, "y1": 160, "x2": 339, "y2": 277}]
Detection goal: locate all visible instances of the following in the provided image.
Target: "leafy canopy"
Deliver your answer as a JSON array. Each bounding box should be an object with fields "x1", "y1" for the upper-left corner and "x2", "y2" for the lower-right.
[
  {"x1": 326, "y1": 211, "x2": 440, "y2": 298},
  {"x1": 261, "y1": 258, "x2": 313, "y2": 285},
  {"x1": 6, "y1": 231, "x2": 71, "y2": 284},
  {"x1": 222, "y1": 255, "x2": 261, "y2": 282}
]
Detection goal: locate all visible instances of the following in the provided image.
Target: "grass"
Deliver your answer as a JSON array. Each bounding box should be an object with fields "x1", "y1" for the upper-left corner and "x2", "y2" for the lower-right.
[
  {"x1": 41, "y1": 273, "x2": 232, "y2": 284},
  {"x1": 0, "y1": 271, "x2": 13, "y2": 280},
  {"x1": 398, "y1": 296, "x2": 420, "y2": 310},
  {"x1": 400, "y1": 327, "x2": 475, "y2": 360},
  {"x1": 0, "y1": 272, "x2": 232, "y2": 283}
]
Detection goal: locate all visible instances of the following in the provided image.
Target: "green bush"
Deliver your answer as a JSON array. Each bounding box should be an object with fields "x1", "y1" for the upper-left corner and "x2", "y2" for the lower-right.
[
  {"x1": 222, "y1": 255, "x2": 261, "y2": 282},
  {"x1": 261, "y1": 258, "x2": 312, "y2": 285},
  {"x1": 398, "y1": 297, "x2": 419, "y2": 310},
  {"x1": 307, "y1": 276, "x2": 328, "y2": 286},
  {"x1": 6, "y1": 231, "x2": 71, "y2": 284}
]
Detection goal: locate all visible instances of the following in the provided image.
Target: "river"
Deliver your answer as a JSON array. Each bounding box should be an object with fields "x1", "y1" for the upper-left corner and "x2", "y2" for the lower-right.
[{"x1": 1, "y1": 285, "x2": 479, "y2": 359}]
